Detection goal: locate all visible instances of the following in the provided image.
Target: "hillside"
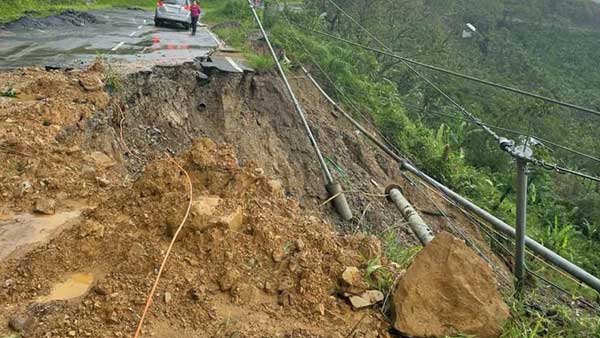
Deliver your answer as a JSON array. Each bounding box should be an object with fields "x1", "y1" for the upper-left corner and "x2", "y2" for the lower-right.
[
  {"x1": 245, "y1": 0, "x2": 600, "y2": 280},
  {"x1": 1, "y1": 1, "x2": 600, "y2": 337}
]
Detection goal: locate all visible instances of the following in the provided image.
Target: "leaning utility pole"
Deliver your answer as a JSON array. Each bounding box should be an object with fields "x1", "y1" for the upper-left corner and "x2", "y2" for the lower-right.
[{"x1": 246, "y1": 0, "x2": 353, "y2": 221}]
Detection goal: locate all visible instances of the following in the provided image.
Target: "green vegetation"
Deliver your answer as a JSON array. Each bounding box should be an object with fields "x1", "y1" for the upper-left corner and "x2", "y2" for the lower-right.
[
  {"x1": 203, "y1": 0, "x2": 600, "y2": 335},
  {"x1": 259, "y1": 0, "x2": 600, "y2": 282},
  {"x1": 202, "y1": 0, "x2": 276, "y2": 72},
  {"x1": 2, "y1": 0, "x2": 599, "y2": 335},
  {"x1": 1, "y1": 85, "x2": 17, "y2": 98},
  {"x1": 501, "y1": 297, "x2": 600, "y2": 338},
  {"x1": 0, "y1": 0, "x2": 154, "y2": 24}
]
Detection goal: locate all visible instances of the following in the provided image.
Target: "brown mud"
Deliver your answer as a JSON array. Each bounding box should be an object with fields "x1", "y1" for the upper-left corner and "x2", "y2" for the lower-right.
[{"x1": 0, "y1": 62, "x2": 512, "y2": 337}]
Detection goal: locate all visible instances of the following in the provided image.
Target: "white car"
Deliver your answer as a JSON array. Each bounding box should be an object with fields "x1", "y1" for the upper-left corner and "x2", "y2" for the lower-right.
[{"x1": 155, "y1": 0, "x2": 191, "y2": 29}]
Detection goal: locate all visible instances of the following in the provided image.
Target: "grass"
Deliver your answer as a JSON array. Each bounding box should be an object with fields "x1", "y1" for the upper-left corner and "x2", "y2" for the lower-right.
[
  {"x1": 1, "y1": 85, "x2": 17, "y2": 98},
  {"x1": 500, "y1": 297, "x2": 600, "y2": 338},
  {"x1": 202, "y1": 0, "x2": 276, "y2": 72},
  {"x1": 0, "y1": 0, "x2": 155, "y2": 24}
]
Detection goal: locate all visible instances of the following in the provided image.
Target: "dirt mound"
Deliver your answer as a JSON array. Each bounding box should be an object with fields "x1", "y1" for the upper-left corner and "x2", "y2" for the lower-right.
[
  {"x1": 393, "y1": 232, "x2": 510, "y2": 338},
  {"x1": 0, "y1": 62, "x2": 515, "y2": 337},
  {"x1": 0, "y1": 138, "x2": 392, "y2": 338},
  {"x1": 110, "y1": 63, "x2": 415, "y2": 241},
  {"x1": 2, "y1": 10, "x2": 97, "y2": 30},
  {"x1": 0, "y1": 64, "x2": 118, "y2": 215}
]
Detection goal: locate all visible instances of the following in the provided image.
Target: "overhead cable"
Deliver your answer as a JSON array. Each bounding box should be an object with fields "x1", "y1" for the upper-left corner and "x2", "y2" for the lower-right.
[
  {"x1": 414, "y1": 107, "x2": 600, "y2": 165},
  {"x1": 301, "y1": 57, "x2": 600, "y2": 292},
  {"x1": 321, "y1": 0, "x2": 504, "y2": 143},
  {"x1": 321, "y1": 2, "x2": 600, "y2": 118},
  {"x1": 301, "y1": 1, "x2": 600, "y2": 183}
]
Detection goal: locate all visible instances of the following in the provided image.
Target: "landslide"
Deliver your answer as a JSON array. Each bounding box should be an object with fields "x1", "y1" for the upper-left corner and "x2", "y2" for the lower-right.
[{"x1": 0, "y1": 61, "x2": 512, "y2": 337}]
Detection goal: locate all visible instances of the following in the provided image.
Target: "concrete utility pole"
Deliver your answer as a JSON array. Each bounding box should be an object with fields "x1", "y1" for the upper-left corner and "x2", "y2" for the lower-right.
[
  {"x1": 513, "y1": 143, "x2": 532, "y2": 297},
  {"x1": 386, "y1": 185, "x2": 435, "y2": 246},
  {"x1": 515, "y1": 157, "x2": 528, "y2": 296},
  {"x1": 246, "y1": 0, "x2": 353, "y2": 221}
]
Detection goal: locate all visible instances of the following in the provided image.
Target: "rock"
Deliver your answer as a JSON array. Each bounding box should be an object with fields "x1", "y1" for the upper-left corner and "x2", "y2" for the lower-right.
[
  {"x1": 79, "y1": 77, "x2": 103, "y2": 91},
  {"x1": 68, "y1": 330, "x2": 76, "y2": 336},
  {"x1": 93, "y1": 285, "x2": 109, "y2": 296},
  {"x1": 316, "y1": 303, "x2": 325, "y2": 316},
  {"x1": 96, "y1": 176, "x2": 110, "y2": 187},
  {"x1": 266, "y1": 179, "x2": 284, "y2": 197},
  {"x1": 81, "y1": 165, "x2": 96, "y2": 178},
  {"x1": 182, "y1": 196, "x2": 221, "y2": 234},
  {"x1": 192, "y1": 196, "x2": 221, "y2": 217},
  {"x1": 233, "y1": 283, "x2": 259, "y2": 304},
  {"x1": 363, "y1": 290, "x2": 384, "y2": 303},
  {"x1": 295, "y1": 239, "x2": 305, "y2": 251},
  {"x1": 213, "y1": 206, "x2": 243, "y2": 231},
  {"x1": 188, "y1": 288, "x2": 203, "y2": 301},
  {"x1": 128, "y1": 242, "x2": 146, "y2": 257},
  {"x1": 8, "y1": 314, "x2": 31, "y2": 332},
  {"x1": 340, "y1": 267, "x2": 368, "y2": 295},
  {"x1": 393, "y1": 232, "x2": 510, "y2": 338},
  {"x1": 272, "y1": 247, "x2": 285, "y2": 262},
  {"x1": 348, "y1": 295, "x2": 372, "y2": 309},
  {"x1": 218, "y1": 270, "x2": 239, "y2": 292},
  {"x1": 66, "y1": 145, "x2": 81, "y2": 154},
  {"x1": 19, "y1": 180, "x2": 32, "y2": 196},
  {"x1": 348, "y1": 290, "x2": 385, "y2": 309},
  {"x1": 34, "y1": 197, "x2": 56, "y2": 215},
  {"x1": 164, "y1": 292, "x2": 172, "y2": 303},
  {"x1": 278, "y1": 290, "x2": 293, "y2": 307},
  {"x1": 88, "y1": 151, "x2": 115, "y2": 168}
]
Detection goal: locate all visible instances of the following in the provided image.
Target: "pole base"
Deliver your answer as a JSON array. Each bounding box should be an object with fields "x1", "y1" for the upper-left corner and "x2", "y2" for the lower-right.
[{"x1": 326, "y1": 182, "x2": 353, "y2": 221}]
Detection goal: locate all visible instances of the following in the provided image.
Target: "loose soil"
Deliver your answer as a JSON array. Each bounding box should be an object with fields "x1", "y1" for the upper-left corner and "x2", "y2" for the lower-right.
[{"x1": 0, "y1": 61, "x2": 513, "y2": 337}]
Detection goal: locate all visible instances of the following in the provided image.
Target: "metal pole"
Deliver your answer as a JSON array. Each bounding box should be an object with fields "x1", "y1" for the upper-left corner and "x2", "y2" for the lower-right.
[
  {"x1": 386, "y1": 185, "x2": 434, "y2": 245},
  {"x1": 515, "y1": 158, "x2": 528, "y2": 296},
  {"x1": 246, "y1": 1, "x2": 353, "y2": 220}
]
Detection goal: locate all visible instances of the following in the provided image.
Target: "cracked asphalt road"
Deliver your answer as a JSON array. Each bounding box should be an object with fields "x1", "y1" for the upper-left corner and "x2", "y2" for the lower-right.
[{"x1": 0, "y1": 9, "x2": 221, "y2": 69}]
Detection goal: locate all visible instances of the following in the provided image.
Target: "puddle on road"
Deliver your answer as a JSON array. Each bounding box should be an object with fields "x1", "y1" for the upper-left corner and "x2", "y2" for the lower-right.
[
  {"x1": 0, "y1": 210, "x2": 81, "y2": 262},
  {"x1": 38, "y1": 272, "x2": 94, "y2": 302}
]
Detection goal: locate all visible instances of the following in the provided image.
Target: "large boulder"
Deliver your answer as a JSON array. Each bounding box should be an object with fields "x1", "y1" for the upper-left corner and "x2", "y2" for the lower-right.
[{"x1": 393, "y1": 232, "x2": 509, "y2": 338}]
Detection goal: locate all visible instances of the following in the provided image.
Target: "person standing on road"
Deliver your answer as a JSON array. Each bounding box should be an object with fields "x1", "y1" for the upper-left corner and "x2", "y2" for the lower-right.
[{"x1": 190, "y1": 0, "x2": 201, "y2": 36}]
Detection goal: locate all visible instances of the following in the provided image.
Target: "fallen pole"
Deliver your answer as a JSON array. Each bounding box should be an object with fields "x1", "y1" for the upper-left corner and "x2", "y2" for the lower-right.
[
  {"x1": 303, "y1": 67, "x2": 600, "y2": 293},
  {"x1": 247, "y1": 1, "x2": 352, "y2": 220},
  {"x1": 386, "y1": 185, "x2": 434, "y2": 245}
]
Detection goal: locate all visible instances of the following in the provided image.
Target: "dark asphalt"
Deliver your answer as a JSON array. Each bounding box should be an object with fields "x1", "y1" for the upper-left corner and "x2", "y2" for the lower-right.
[{"x1": 0, "y1": 9, "x2": 221, "y2": 69}]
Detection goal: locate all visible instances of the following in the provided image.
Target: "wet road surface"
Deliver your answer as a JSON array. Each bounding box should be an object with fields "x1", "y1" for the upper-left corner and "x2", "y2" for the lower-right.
[{"x1": 0, "y1": 9, "x2": 221, "y2": 69}]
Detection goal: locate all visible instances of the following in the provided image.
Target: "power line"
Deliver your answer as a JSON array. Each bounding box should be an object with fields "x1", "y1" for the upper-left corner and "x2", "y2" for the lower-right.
[
  {"x1": 411, "y1": 106, "x2": 600, "y2": 165},
  {"x1": 287, "y1": 31, "x2": 407, "y2": 160},
  {"x1": 320, "y1": 2, "x2": 600, "y2": 118},
  {"x1": 301, "y1": 52, "x2": 600, "y2": 302},
  {"x1": 320, "y1": 0, "x2": 504, "y2": 144},
  {"x1": 284, "y1": 7, "x2": 600, "y2": 171},
  {"x1": 291, "y1": 4, "x2": 600, "y2": 183},
  {"x1": 248, "y1": 0, "x2": 333, "y2": 184}
]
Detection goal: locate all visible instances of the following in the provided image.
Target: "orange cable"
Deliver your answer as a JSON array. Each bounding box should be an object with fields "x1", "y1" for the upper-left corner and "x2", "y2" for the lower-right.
[{"x1": 133, "y1": 153, "x2": 193, "y2": 338}]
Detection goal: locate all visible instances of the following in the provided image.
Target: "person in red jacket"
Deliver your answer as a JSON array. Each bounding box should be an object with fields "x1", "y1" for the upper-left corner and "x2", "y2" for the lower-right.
[{"x1": 190, "y1": 0, "x2": 201, "y2": 36}]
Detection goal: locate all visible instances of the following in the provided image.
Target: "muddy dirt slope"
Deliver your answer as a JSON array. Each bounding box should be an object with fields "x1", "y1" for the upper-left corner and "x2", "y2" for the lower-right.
[{"x1": 0, "y1": 62, "x2": 511, "y2": 337}]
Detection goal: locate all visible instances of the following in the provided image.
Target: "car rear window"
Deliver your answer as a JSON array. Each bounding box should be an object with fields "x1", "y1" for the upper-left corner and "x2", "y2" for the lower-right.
[{"x1": 164, "y1": 0, "x2": 187, "y2": 4}]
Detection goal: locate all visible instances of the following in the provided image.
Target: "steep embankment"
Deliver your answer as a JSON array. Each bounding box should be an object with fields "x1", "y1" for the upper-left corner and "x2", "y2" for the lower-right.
[{"x1": 0, "y1": 62, "x2": 513, "y2": 337}]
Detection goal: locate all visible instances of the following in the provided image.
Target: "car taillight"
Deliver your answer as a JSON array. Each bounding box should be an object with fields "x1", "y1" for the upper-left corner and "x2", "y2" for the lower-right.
[
  {"x1": 183, "y1": 5, "x2": 190, "y2": 11},
  {"x1": 156, "y1": 1, "x2": 164, "y2": 7}
]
